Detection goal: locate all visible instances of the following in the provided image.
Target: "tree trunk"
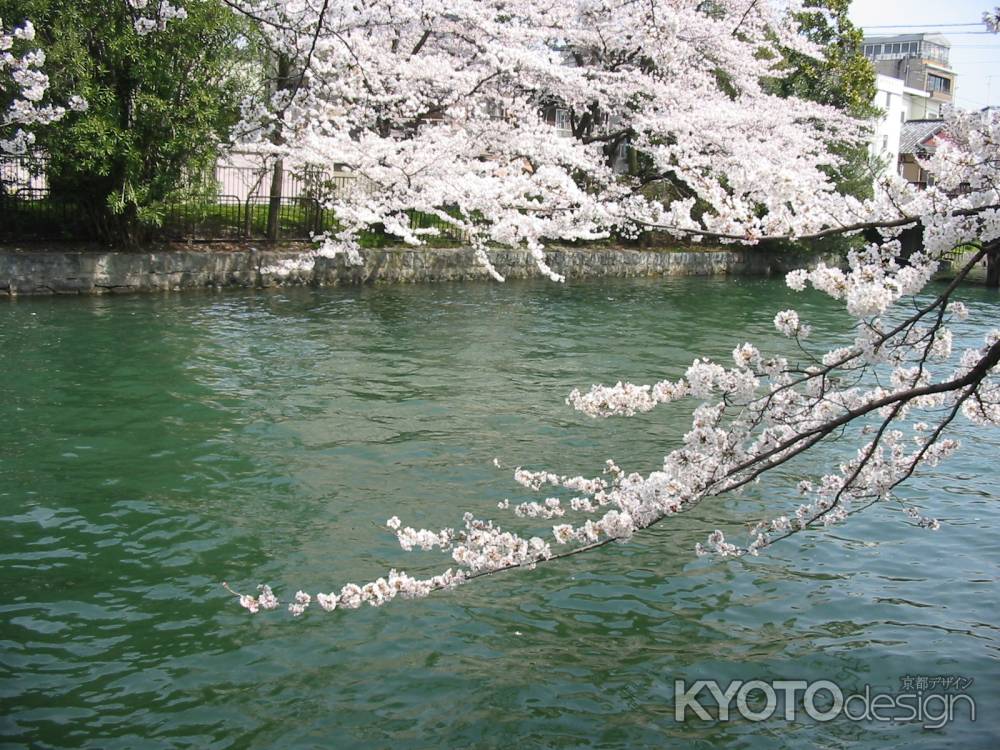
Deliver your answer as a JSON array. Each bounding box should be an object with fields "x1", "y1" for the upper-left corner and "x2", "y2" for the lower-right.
[
  {"x1": 265, "y1": 53, "x2": 294, "y2": 242},
  {"x1": 898, "y1": 225, "x2": 923, "y2": 262},
  {"x1": 987, "y1": 248, "x2": 1000, "y2": 289}
]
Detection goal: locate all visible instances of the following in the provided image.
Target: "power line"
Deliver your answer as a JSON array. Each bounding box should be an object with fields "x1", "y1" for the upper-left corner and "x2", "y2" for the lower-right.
[
  {"x1": 867, "y1": 31, "x2": 993, "y2": 36},
  {"x1": 863, "y1": 22, "x2": 985, "y2": 29}
]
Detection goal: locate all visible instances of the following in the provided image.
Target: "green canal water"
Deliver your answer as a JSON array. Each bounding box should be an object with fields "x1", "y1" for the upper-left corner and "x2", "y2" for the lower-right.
[{"x1": 1, "y1": 277, "x2": 998, "y2": 749}]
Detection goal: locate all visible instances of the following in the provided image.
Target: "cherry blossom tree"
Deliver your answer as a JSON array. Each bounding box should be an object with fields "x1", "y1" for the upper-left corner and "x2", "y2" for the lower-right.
[
  {"x1": 211, "y1": 2, "x2": 1000, "y2": 615},
  {"x1": 226, "y1": 0, "x2": 870, "y2": 277}
]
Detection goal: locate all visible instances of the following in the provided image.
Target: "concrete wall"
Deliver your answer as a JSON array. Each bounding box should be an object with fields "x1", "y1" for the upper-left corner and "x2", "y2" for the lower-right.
[{"x1": 0, "y1": 244, "x2": 840, "y2": 297}]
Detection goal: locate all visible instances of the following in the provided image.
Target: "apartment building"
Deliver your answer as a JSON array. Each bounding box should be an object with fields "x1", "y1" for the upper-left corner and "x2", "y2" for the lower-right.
[{"x1": 863, "y1": 33, "x2": 956, "y2": 119}]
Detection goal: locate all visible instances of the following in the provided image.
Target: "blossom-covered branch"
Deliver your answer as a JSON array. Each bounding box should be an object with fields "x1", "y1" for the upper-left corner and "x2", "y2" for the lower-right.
[
  {"x1": 223, "y1": 7, "x2": 1000, "y2": 617},
  {"x1": 226, "y1": 225, "x2": 999, "y2": 616}
]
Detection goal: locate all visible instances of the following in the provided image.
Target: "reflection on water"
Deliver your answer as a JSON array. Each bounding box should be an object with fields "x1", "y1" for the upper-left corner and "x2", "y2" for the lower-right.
[{"x1": 1, "y1": 277, "x2": 998, "y2": 748}]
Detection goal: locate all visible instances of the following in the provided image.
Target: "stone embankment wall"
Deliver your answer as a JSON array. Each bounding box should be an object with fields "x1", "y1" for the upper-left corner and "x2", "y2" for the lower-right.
[{"x1": 0, "y1": 244, "x2": 838, "y2": 296}]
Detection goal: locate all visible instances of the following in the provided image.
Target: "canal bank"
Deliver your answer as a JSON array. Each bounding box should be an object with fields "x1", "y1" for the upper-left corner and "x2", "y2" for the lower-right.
[{"x1": 0, "y1": 243, "x2": 840, "y2": 296}]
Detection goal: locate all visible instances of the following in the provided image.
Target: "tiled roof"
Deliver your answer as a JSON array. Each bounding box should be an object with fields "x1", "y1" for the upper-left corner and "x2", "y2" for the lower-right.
[{"x1": 899, "y1": 120, "x2": 946, "y2": 155}]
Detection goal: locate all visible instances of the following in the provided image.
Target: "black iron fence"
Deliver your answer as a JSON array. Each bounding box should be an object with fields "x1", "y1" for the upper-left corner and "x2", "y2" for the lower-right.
[
  {"x1": 1, "y1": 187, "x2": 93, "y2": 241},
  {"x1": 0, "y1": 153, "x2": 467, "y2": 245},
  {"x1": 159, "y1": 193, "x2": 330, "y2": 241}
]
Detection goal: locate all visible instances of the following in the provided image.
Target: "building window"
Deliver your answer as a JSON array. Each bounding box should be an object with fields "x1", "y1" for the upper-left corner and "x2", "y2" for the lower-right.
[
  {"x1": 882, "y1": 135, "x2": 889, "y2": 152},
  {"x1": 927, "y1": 74, "x2": 951, "y2": 93},
  {"x1": 865, "y1": 38, "x2": 950, "y2": 63},
  {"x1": 919, "y1": 42, "x2": 949, "y2": 64}
]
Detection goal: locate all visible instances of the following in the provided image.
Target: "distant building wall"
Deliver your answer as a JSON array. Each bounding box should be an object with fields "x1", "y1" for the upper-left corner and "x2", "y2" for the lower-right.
[
  {"x1": 903, "y1": 88, "x2": 939, "y2": 120},
  {"x1": 871, "y1": 75, "x2": 905, "y2": 172},
  {"x1": 214, "y1": 151, "x2": 359, "y2": 203}
]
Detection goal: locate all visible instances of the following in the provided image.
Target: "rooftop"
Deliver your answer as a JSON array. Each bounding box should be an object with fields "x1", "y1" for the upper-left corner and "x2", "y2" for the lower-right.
[
  {"x1": 862, "y1": 33, "x2": 950, "y2": 66},
  {"x1": 899, "y1": 119, "x2": 946, "y2": 155},
  {"x1": 863, "y1": 33, "x2": 950, "y2": 46}
]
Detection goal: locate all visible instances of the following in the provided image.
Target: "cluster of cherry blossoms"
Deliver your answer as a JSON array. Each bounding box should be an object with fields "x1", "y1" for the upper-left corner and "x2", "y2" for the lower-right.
[
  {"x1": 226, "y1": 568, "x2": 468, "y2": 616},
  {"x1": 984, "y1": 7, "x2": 1000, "y2": 33},
  {"x1": 126, "y1": 0, "x2": 189, "y2": 36}
]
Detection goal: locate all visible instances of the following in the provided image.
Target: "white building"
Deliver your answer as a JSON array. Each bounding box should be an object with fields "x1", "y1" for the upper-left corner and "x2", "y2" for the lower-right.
[
  {"x1": 902, "y1": 86, "x2": 938, "y2": 120},
  {"x1": 869, "y1": 74, "x2": 939, "y2": 177},
  {"x1": 870, "y1": 74, "x2": 905, "y2": 170}
]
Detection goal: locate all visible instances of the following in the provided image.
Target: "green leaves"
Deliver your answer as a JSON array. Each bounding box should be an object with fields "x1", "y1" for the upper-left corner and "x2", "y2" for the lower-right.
[
  {"x1": 1, "y1": 0, "x2": 253, "y2": 243},
  {"x1": 772, "y1": 0, "x2": 877, "y2": 118}
]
